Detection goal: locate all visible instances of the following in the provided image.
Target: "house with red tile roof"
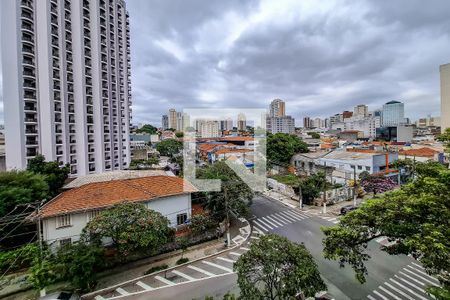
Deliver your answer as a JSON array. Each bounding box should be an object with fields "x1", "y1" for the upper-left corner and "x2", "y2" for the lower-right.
[
  {"x1": 34, "y1": 176, "x2": 197, "y2": 248},
  {"x1": 399, "y1": 147, "x2": 442, "y2": 162}
]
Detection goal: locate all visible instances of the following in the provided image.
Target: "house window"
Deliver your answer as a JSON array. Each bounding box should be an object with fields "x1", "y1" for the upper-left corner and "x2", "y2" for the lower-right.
[
  {"x1": 358, "y1": 165, "x2": 363, "y2": 170},
  {"x1": 366, "y1": 166, "x2": 371, "y2": 171},
  {"x1": 57, "y1": 214, "x2": 71, "y2": 228},
  {"x1": 177, "y1": 213, "x2": 188, "y2": 226},
  {"x1": 88, "y1": 209, "x2": 101, "y2": 221},
  {"x1": 59, "y1": 238, "x2": 71, "y2": 247}
]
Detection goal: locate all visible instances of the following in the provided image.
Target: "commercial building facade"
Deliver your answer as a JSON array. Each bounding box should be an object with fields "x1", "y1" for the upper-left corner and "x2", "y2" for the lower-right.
[
  {"x1": 382, "y1": 101, "x2": 406, "y2": 127},
  {"x1": 1, "y1": 0, "x2": 132, "y2": 176}
]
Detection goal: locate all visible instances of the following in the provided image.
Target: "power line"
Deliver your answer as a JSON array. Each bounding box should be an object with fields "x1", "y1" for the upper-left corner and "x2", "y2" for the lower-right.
[
  {"x1": 0, "y1": 218, "x2": 30, "y2": 244},
  {"x1": 0, "y1": 232, "x2": 37, "y2": 282}
]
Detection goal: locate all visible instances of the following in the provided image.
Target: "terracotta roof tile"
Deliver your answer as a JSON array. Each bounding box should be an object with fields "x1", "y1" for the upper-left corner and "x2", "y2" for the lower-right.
[
  {"x1": 399, "y1": 147, "x2": 438, "y2": 157},
  {"x1": 39, "y1": 176, "x2": 197, "y2": 219}
]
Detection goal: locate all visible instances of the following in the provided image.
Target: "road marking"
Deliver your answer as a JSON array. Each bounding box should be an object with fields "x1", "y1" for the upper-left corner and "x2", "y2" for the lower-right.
[
  {"x1": 240, "y1": 247, "x2": 250, "y2": 251},
  {"x1": 398, "y1": 271, "x2": 426, "y2": 286},
  {"x1": 389, "y1": 278, "x2": 428, "y2": 300},
  {"x1": 406, "y1": 266, "x2": 440, "y2": 284},
  {"x1": 367, "y1": 295, "x2": 377, "y2": 300},
  {"x1": 155, "y1": 275, "x2": 175, "y2": 286},
  {"x1": 278, "y1": 211, "x2": 299, "y2": 222},
  {"x1": 372, "y1": 290, "x2": 389, "y2": 300},
  {"x1": 264, "y1": 215, "x2": 285, "y2": 226},
  {"x1": 229, "y1": 252, "x2": 242, "y2": 257},
  {"x1": 378, "y1": 285, "x2": 402, "y2": 299},
  {"x1": 260, "y1": 217, "x2": 278, "y2": 228},
  {"x1": 273, "y1": 213, "x2": 293, "y2": 223},
  {"x1": 94, "y1": 296, "x2": 107, "y2": 300},
  {"x1": 136, "y1": 281, "x2": 154, "y2": 291},
  {"x1": 216, "y1": 257, "x2": 235, "y2": 263},
  {"x1": 253, "y1": 226, "x2": 266, "y2": 235},
  {"x1": 327, "y1": 217, "x2": 337, "y2": 222},
  {"x1": 187, "y1": 265, "x2": 215, "y2": 277},
  {"x1": 285, "y1": 210, "x2": 307, "y2": 220},
  {"x1": 202, "y1": 261, "x2": 233, "y2": 272},
  {"x1": 172, "y1": 270, "x2": 195, "y2": 281},
  {"x1": 255, "y1": 218, "x2": 274, "y2": 230},
  {"x1": 288, "y1": 209, "x2": 309, "y2": 218},
  {"x1": 253, "y1": 222, "x2": 269, "y2": 232},
  {"x1": 384, "y1": 282, "x2": 416, "y2": 300},
  {"x1": 394, "y1": 274, "x2": 426, "y2": 293},
  {"x1": 411, "y1": 262, "x2": 425, "y2": 270},
  {"x1": 403, "y1": 268, "x2": 439, "y2": 286},
  {"x1": 116, "y1": 287, "x2": 129, "y2": 295}
]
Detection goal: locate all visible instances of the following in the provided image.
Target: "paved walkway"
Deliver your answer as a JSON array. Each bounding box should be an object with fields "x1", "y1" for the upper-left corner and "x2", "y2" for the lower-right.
[{"x1": 83, "y1": 219, "x2": 252, "y2": 300}]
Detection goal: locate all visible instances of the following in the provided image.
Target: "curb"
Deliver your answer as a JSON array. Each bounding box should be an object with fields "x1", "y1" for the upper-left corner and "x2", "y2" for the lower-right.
[{"x1": 82, "y1": 218, "x2": 252, "y2": 300}]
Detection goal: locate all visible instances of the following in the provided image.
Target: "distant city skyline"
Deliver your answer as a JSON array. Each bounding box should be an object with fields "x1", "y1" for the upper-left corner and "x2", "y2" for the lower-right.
[{"x1": 1, "y1": 0, "x2": 449, "y2": 126}]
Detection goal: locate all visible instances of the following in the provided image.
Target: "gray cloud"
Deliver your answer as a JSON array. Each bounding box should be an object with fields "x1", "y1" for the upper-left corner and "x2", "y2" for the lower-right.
[{"x1": 1, "y1": 0, "x2": 449, "y2": 126}]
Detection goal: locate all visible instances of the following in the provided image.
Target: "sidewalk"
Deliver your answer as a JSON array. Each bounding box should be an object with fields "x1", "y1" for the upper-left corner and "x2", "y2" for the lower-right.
[{"x1": 83, "y1": 217, "x2": 251, "y2": 299}]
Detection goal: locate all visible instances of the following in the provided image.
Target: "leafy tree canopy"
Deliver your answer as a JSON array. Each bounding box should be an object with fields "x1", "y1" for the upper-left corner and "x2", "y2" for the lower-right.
[
  {"x1": 190, "y1": 213, "x2": 217, "y2": 236},
  {"x1": 359, "y1": 172, "x2": 397, "y2": 195},
  {"x1": 0, "y1": 170, "x2": 49, "y2": 217},
  {"x1": 27, "y1": 154, "x2": 69, "y2": 197},
  {"x1": 196, "y1": 161, "x2": 254, "y2": 220},
  {"x1": 266, "y1": 133, "x2": 308, "y2": 165},
  {"x1": 322, "y1": 161, "x2": 450, "y2": 298},
  {"x1": 129, "y1": 157, "x2": 160, "y2": 170},
  {"x1": 175, "y1": 131, "x2": 184, "y2": 138},
  {"x1": 437, "y1": 127, "x2": 450, "y2": 153},
  {"x1": 135, "y1": 124, "x2": 157, "y2": 135},
  {"x1": 234, "y1": 234, "x2": 326, "y2": 299},
  {"x1": 156, "y1": 139, "x2": 183, "y2": 157},
  {"x1": 308, "y1": 132, "x2": 321, "y2": 139},
  {"x1": 82, "y1": 202, "x2": 174, "y2": 257}
]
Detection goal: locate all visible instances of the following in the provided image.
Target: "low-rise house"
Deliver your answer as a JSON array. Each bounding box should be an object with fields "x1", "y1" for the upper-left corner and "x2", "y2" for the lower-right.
[
  {"x1": 36, "y1": 176, "x2": 196, "y2": 248},
  {"x1": 399, "y1": 147, "x2": 444, "y2": 163}
]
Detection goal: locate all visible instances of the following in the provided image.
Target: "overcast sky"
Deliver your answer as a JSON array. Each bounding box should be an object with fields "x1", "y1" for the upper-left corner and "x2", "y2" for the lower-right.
[{"x1": 1, "y1": 0, "x2": 450, "y2": 127}]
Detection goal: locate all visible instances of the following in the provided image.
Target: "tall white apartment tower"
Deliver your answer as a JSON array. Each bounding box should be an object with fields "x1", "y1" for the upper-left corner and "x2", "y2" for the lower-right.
[
  {"x1": 440, "y1": 63, "x2": 450, "y2": 133},
  {"x1": 1, "y1": 0, "x2": 132, "y2": 176}
]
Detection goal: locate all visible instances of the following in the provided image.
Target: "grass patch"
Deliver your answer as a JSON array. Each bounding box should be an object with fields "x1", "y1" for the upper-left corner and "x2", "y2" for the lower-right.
[
  {"x1": 176, "y1": 257, "x2": 189, "y2": 265},
  {"x1": 144, "y1": 264, "x2": 168, "y2": 275}
]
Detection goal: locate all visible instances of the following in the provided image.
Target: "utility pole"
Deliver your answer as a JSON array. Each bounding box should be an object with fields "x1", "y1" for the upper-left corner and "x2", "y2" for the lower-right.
[
  {"x1": 322, "y1": 162, "x2": 327, "y2": 214},
  {"x1": 37, "y1": 200, "x2": 45, "y2": 297},
  {"x1": 298, "y1": 184, "x2": 303, "y2": 210},
  {"x1": 353, "y1": 167, "x2": 357, "y2": 207},
  {"x1": 223, "y1": 185, "x2": 231, "y2": 248}
]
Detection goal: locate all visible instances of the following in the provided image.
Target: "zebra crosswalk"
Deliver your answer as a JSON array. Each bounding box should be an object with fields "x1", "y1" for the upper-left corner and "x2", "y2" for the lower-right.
[
  {"x1": 252, "y1": 209, "x2": 311, "y2": 232},
  {"x1": 367, "y1": 262, "x2": 440, "y2": 300}
]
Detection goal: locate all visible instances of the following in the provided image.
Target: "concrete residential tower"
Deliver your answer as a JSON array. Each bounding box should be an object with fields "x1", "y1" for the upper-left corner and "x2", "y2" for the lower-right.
[
  {"x1": 441, "y1": 63, "x2": 450, "y2": 133},
  {"x1": 1, "y1": 0, "x2": 132, "y2": 176}
]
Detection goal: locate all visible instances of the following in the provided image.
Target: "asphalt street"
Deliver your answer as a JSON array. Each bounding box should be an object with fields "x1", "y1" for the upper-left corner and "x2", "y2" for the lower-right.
[{"x1": 109, "y1": 195, "x2": 437, "y2": 300}]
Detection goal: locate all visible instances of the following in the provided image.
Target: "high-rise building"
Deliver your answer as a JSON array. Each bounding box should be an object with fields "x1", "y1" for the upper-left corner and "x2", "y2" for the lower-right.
[
  {"x1": 440, "y1": 63, "x2": 450, "y2": 133},
  {"x1": 237, "y1": 113, "x2": 246, "y2": 131},
  {"x1": 198, "y1": 120, "x2": 219, "y2": 138},
  {"x1": 303, "y1": 117, "x2": 311, "y2": 129},
  {"x1": 382, "y1": 101, "x2": 405, "y2": 126},
  {"x1": 269, "y1": 99, "x2": 286, "y2": 118},
  {"x1": 168, "y1": 108, "x2": 177, "y2": 130},
  {"x1": 220, "y1": 118, "x2": 233, "y2": 132},
  {"x1": 353, "y1": 105, "x2": 368, "y2": 117},
  {"x1": 161, "y1": 115, "x2": 169, "y2": 130},
  {"x1": 342, "y1": 111, "x2": 353, "y2": 119},
  {"x1": 1, "y1": 0, "x2": 132, "y2": 176}
]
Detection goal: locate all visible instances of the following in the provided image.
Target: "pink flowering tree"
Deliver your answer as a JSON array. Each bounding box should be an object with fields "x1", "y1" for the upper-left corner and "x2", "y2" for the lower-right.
[{"x1": 359, "y1": 172, "x2": 397, "y2": 196}]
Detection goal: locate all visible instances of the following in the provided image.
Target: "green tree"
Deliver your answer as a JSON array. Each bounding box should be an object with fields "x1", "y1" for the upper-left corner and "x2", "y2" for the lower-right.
[
  {"x1": 308, "y1": 132, "x2": 321, "y2": 139},
  {"x1": 197, "y1": 162, "x2": 254, "y2": 220},
  {"x1": 299, "y1": 172, "x2": 327, "y2": 204},
  {"x1": 156, "y1": 139, "x2": 183, "y2": 157},
  {"x1": 135, "y1": 124, "x2": 157, "y2": 134},
  {"x1": 437, "y1": 128, "x2": 450, "y2": 153},
  {"x1": 82, "y1": 202, "x2": 174, "y2": 257},
  {"x1": 55, "y1": 242, "x2": 105, "y2": 292},
  {"x1": 176, "y1": 236, "x2": 189, "y2": 259},
  {"x1": 234, "y1": 234, "x2": 326, "y2": 299},
  {"x1": 266, "y1": 133, "x2": 308, "y2": 165},
  {"x1": 190, "y1": 213, "x2": 217, "y2": 235},
  {"x1": 175, "y1": 131, "x2": 184, "y2": 138},
  {"x1": 0, "y1": 170, "x2": 49, "y2": 217},
  {"x1": 322, "y1": 161, "x2": 450, "y2": 298},
  {"x1": 27, "y1": 154, "x2": 69, "y2": 196},
  {"x1": 129, "y1": 157, "x2": 160, "y2": 170}
]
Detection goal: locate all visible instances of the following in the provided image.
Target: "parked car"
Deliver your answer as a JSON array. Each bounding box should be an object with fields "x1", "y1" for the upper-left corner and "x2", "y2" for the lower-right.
[{"x1": 340, "y1": 205, "x2": 357, "y2": 215}]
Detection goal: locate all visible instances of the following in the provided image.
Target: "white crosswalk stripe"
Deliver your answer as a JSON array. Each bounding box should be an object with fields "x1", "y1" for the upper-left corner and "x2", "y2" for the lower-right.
[
  {"x1": 187, "y1": 265, "x2": 215, "y2": 277},
  {"x1": 155, "y1": 275, "x2": 175, "y2": 286},
  {"x1": 136, "y1": 281, "x2": 153, "y2": 291},
  {"x1": 216, "y1": 256, "x2": 236, "y2": 263},
  {"x1": 202, "y1": 261, "x2": 233, "y2": 273},
  {"x1": 172, "y1": 270, "x2": 196, "y2": 281},
  {"x1": 252, "y1": 209, "x2": 313, "y2": 233},
  {"x1": 367, "y1": 262, "x2": 437, "y2": 300}
]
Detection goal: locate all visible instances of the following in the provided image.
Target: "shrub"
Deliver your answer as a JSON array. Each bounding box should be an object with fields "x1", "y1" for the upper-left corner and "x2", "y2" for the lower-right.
[
  {"x1": 144, "y1": 264, "x2": 168, "y2": 275},
  {"x1": 176, "y1": 257, "x2": 189, "y2": 265},
  {"x1": 0, "y1": 243, "x2": 40, "y2": 274}
]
